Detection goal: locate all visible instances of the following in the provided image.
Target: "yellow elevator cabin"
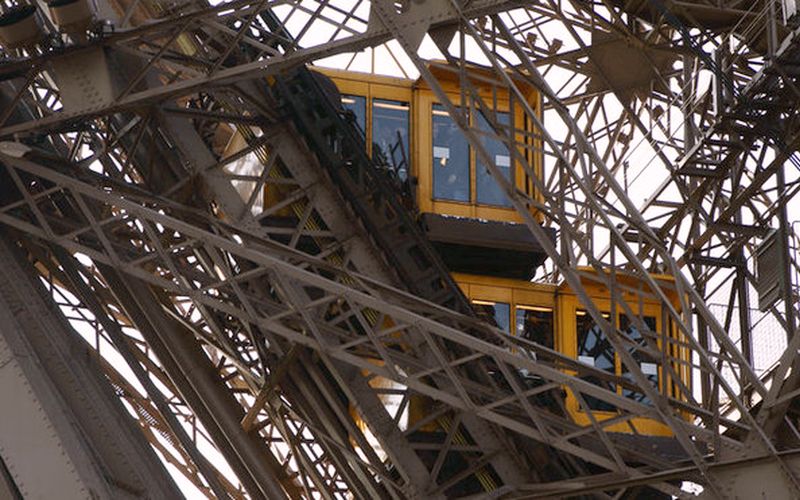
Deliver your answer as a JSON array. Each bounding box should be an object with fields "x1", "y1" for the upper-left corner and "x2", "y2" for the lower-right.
[
  {"x1": 315, "y1": 64, "x2": 691, "y2": 438},
  {"x1": 222, "y1": 63, "x2": 690, "y2": 441}
]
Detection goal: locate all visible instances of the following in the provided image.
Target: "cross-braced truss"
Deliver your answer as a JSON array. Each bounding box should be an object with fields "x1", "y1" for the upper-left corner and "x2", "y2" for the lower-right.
[{"x1": 2, "y1": 0, "x2": 800, "y2": 498}]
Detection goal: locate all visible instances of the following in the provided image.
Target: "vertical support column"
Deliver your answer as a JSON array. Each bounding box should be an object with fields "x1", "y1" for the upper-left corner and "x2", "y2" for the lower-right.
[
  {"x1": 777, "y1": 164, "x2": 796, "y2": 339},
  {"x1": 713, "y1": 44, "x2": 733, "y2": 115},
  {"x1": 682, "y1": 56, "x2": 696, "y2": 150},
  {"x1": 696, "y1": 311, "x2": 711, "y2": 409},
  {"x1": 731, "y1": 153, "x2": 753, "y2": 401},
  {"x1": 769, "y1": 0, "x2": 779, "y2": 59},
  {"x1": 683, "y1": 53, "x2": 712, "y2": 408}
]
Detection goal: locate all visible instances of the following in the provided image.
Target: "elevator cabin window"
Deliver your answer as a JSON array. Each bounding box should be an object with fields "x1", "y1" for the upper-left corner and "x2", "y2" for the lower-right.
[
  {"x1": 472, "y1": 300, "x2": 510, "y2": 333},
  {"x1": 476, "y1": 110, "x2": 512, "y2": 207},
  {"x1": 433, "y1": 104, "x2": 470, "y2": 202},
  {"x1": 516, "y1": 305, "x2": 554, "y2": 349},
  {"x1": 432, "y1": 104, "x2": 512, "y2": 206},
  {"x1": 576, "y1": 311, "x2": 658, "y2": 411},
  {"x1": 341, "y1": 94, "x2": 366, "y2": 134},
  {"x1": 619, "y1": 314, "x2": 658, "y2": 404},
  {"x1": 372, "y1": 98, "x2": 410, "y2": 180},
  {"x1": 471, "y1": 300, "x2": 554, "y2": 350}
]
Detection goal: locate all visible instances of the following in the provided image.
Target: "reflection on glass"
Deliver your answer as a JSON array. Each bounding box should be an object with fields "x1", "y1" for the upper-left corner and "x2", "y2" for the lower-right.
[
  {"x1": 476, "y1": 110, "x2": 512, "y2": 206},
  {"x1": 372, "y1": 98, "x2": 410, "y2": 180},
  {"x1": 576, "y1": 310, "x2": 616, "y2": 411},
  {"x1": 516, "y1": 306, "x2": 554, "y2": 349},
  {"x1": 619, "y1": 315, "x2": 658, "y2": 404},
  {"x1": 473, "y1": 300, "x2": 510, "y2": 333},
  {"x1": 341, "y1": 94, "x2": 366, "y2": 135},
  {"x1": 432, "y1": 104, "x2": 470, "y2": 202}
]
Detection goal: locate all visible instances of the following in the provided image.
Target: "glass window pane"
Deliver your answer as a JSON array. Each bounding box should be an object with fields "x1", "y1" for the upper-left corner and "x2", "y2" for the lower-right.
[
  {"x1": 619, "y1": 315, "x2": 658, "y2": 404},
  {"x1": 515, "y1": 306, "x2": 552, "y2": 382},
  {"x1": 516, "y1": 306, "x2": 554, "y2": 349},
  {"x1": 576, "y1": 310, "x2": 616, "y2": 411},
  {"x1": 341, "y1": 94, "x2": 366, "y2": 135},
  {"x1": 475, "y1": 110, "x2": 512, "y2": 207},
  {"x1": 432, "y1": 104, "x2": 470, "y2": 202},
  {"x1": 473, "y1": 300, "x2": 510, "y2": 333},
  {"x1": 372, "y1": 98, "x2": 410, "y2": 181}
]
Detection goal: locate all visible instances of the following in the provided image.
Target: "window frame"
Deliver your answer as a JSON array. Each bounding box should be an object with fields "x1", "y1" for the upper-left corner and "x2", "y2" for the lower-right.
[
  {"x1": 455, "y1": 273, "x2": 557, "y2": 349},
  {"x1": 372, "y1": 97, "x2": 412, "y2": 180},
  {"x1": 317, "y1": 69, "x2": 413, "y2": 164},
  {"x1": 431, "y1": 102, "x2": 472, "y2": 203},
  {"x1": 560, "y1": 292, "x2": 675, "y2": 435},
  {"x1": 340, "y1": 93, "x2": 367, "y2": 135},
  {"x1": 474, "y1": 107, "x2": 514, "y2": 207},
  {"x1": 414, "y1": 84, "x2": 541, "y2": 222},
  {"x1": 574, "y1": 309, "x2": 661, "y2": 410}
]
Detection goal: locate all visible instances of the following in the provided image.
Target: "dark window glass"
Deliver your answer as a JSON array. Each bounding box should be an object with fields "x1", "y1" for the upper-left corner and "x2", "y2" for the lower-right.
[
  {"x1": 576, "y1": 311, "x2": 616, "y2": 411},
  {"x1": 473, "y1": 300, "x2": 510, "y2": 333},
  {"x1": 516, "y1": 306, "x2": 554, "y2": 349},
  {"x1": 476, "y1": 110, "x2": 512, "y2": 206},
  {"x1": 372, "y1": 98, "x2": 410, "y2": 180},
  {"x1": 619, "y1": 315, "x2": 658, "y2": 404},
  {"x1": 432, "y1": 104, "x2": 470, "y2": 202},
  {"x1": 341, "y1": 94, "x2": 366, "y2": 135}
]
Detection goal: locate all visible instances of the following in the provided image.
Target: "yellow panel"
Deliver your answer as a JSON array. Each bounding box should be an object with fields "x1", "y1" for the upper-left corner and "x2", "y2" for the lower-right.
[
  {"x1": 469, "y1": 283, "x2": 512, "y2": 303},
  {"x1": 330, "y1": 77, "x2": 370, "y2": 96},
  {"x1": 415, "y1": 91, "x2": 435, "y2": 214},
  {"x1": 512, "y1": 288, "x2": 555, "y2": 309},
  {"x1": 316, "y1": 67, "x2": 414, "y2": 89},
  {"x1": 556, "y1": 294, "x2": 575, "y2": 356},
  {"x1": 451, "y1": 273, "x2": 557, "y2": 294}
]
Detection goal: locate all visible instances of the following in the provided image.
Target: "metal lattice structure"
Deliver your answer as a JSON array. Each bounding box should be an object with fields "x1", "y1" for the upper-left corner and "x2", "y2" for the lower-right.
[{"x1": 2, "y1": 0, "x2": 800, "y2": 498}]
